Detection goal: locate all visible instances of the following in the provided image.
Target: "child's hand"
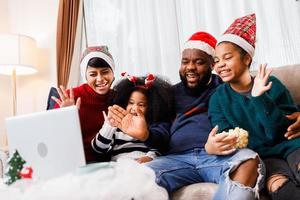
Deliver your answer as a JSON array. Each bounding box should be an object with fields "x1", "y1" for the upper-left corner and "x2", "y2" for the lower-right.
[
  {"x1": 251, "y1": 64, "x2": 272, "y2": 97},
  {"x1": 205, "y1": 126, "x2": 237, "y2": 155},
  {"x1": 220, "y1": 127, "x2": 249, "y2": 148},
  {"x1": 121, "y1": 107, "x2": 149, "y2": 141},
  {"x1": 108, "y1": 105, "x2": 149, "y2": 141},
  {"x1": 51, "y1": 85, "x2": 81, "y2": 109},
  {"x1": 136, "y1": 156, "x2": 153, "y2": 163},
  {"x1": 103, "y1": 111, "x2": 117, "y2": 127}
]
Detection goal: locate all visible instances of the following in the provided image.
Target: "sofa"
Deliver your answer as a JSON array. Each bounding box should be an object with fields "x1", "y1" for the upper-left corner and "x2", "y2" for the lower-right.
[
  {"x1": 1, "y1": 64, "x2": 300, "y2": 199},
  {"x1": 172, "y1": 64, "x2": 300, "y2": 200}
]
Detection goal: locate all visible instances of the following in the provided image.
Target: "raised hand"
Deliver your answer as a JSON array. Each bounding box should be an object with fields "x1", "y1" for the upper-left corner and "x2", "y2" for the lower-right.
[
  {"x1": 51, "y1": 85, "x2": 81, "y2": 109},
  {"x1": 205, "y1": 126, "x2": 238, "y2": 155},
  {"x1": 251, "y1": 64, "x2": 273, "y2": 97},
  {"x1": 285, "y1": 112, "x2": 300, "y2": 140},
  {"x1": 107, "y1": 105, "x2": 127, "y2": 128},
  {"x1": 108, "y1": 105, "x2": 149, "y2": 141},
  {"x1": 102, "y1": 111, "x2": 116, "y2": 127}
]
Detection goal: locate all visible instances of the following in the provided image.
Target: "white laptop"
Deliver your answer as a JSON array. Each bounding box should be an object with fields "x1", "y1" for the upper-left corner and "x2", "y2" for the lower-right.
[{"x1": 5, "y1": 106, "x2": 86, "y2": 179}]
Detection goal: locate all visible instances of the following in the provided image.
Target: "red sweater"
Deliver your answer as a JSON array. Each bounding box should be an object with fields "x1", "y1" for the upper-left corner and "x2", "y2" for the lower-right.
[{"x1": 54, "y1": 84, "x2": 113, "y2": 163}]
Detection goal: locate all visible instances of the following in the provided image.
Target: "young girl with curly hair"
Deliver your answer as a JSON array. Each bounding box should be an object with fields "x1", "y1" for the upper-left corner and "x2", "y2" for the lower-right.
[{"x1": 92, "y1": 73, "x2": 174, "y2": 163}]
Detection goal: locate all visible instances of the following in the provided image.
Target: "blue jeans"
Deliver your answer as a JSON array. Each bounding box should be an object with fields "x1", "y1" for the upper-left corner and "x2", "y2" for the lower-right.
[{"x1": 146, "y1": 148, "x2": 265, "y2": 200}]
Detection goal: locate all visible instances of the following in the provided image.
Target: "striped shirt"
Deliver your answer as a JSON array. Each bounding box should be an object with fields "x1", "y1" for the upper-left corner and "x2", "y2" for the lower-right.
[{"x1": 92, "y1": 122, "x2": 159, "y2": 161}]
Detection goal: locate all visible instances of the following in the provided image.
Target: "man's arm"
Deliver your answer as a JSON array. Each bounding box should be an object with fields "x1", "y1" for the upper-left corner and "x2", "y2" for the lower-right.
[{"x1": 145, "y1": 122, "x2": 171, "y2": 154}]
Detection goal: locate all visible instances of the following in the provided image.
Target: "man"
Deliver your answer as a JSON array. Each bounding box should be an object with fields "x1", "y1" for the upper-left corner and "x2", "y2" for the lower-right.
[{"x1": 107, "y1": 32, "x2": 300, "y2": 199}]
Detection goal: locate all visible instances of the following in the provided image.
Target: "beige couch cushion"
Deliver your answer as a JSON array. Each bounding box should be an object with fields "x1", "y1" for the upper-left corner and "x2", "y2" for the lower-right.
[{"x1": 271, "y1": 64, "x2": 300, "y2": 105}]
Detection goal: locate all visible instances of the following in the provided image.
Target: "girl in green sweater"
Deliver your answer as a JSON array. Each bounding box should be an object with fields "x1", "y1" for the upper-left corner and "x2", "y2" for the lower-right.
[{"x1": 209, "y1": 13, "x2": 300, "y2": 200}]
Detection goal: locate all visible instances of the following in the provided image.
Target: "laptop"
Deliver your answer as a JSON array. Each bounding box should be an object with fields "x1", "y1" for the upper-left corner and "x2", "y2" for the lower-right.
[{"x1": 5, "y1": 106, "x2": 86, "y2": 179}]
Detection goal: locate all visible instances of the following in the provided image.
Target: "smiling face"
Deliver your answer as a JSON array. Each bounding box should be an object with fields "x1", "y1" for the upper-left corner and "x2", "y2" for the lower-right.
[
  {"x1": 126, "y1": 90, "x2": 148, "y2": 116},
  {"x1": 179, "y1": 49, "x2": 213, "y2": 91},
  {"x1": 214, "y1": 42, "x2": 251, "y2": 83},
  {"x1": 86, "y1": 66, "x2": 114, "y2": 95}
]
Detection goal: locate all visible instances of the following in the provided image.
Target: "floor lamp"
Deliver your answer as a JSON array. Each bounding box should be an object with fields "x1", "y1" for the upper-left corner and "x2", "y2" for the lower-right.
[{"x1": 0, "y1": 34, "x2": 37, "y2": 149}]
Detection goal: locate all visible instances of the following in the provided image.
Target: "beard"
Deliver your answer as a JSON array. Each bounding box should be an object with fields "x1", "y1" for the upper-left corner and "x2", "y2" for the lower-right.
[{"x1": 180, "y1": 69, "x2": 212, "y2": 96}]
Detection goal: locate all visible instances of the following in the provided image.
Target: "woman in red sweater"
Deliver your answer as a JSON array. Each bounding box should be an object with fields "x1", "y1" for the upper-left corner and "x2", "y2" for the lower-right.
[{"x1": 52, "y1": 46, "x2": 115, "y2": 163}]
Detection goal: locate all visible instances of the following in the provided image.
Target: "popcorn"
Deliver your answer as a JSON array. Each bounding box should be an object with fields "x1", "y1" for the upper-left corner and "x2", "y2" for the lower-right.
[{"x1": 220, "y1": 127, "x2": 249, "y2": 148}]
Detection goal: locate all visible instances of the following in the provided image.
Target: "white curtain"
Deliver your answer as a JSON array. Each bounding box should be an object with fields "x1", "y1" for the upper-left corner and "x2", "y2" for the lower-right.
[{"x1": 83, "y1": 0, "x2": 300, "y2": 84}]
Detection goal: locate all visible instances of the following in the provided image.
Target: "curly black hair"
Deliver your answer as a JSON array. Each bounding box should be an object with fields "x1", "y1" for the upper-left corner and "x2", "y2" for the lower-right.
[{"x1": 112, "y1": 75, "x2": 175, "y2": 124}]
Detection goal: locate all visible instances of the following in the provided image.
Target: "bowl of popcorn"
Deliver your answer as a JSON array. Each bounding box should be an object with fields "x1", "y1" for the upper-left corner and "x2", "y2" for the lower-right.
[{"x1": 220, "y1": 127, "x2": 249, "y2": 148}]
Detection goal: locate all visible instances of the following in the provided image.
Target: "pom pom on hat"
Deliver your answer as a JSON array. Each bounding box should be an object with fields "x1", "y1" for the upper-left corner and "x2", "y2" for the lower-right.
[
  {"x1": 80, "y1": 46, "x2": 115, "y2": 80},
  {"x1": 183, "y1": 31, "x2": 217, "y2": 57},
  {"x1": 218, "y1": 13, "x2": 256, "y2": 57}
]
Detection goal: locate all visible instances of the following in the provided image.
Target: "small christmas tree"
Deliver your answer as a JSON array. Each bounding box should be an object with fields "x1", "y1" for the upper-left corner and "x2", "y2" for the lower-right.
[{"x1": 4, "y1": 150, "x2": 26, "y2": 185}]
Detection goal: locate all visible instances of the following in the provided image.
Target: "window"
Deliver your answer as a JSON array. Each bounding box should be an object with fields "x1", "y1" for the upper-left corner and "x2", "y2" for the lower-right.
[{"x1": 83, "y1": 0, "x2": 300, "y2": 83}]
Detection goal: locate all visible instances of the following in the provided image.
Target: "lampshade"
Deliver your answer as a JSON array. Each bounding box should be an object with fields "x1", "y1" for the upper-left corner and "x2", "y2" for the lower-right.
[{"x1": 0, "y1": 34, "x2": 37, "y2": 75}]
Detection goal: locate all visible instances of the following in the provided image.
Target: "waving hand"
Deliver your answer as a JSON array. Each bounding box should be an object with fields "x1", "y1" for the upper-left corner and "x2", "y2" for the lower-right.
[
  {"x1": 108, "y1": 105, "x2": 149, "y2": 141},
  {"x1": 51, "y1": 85, "x2": 81, "y2": 109},
  {"x1": 251, "y1": 64, "x2": 272, "y2": 97}
]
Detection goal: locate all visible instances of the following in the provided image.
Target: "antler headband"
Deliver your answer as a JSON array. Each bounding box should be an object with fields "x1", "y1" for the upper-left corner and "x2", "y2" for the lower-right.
[{"x1": 121, "y1": 72, "x2": 156, "y2": 89}]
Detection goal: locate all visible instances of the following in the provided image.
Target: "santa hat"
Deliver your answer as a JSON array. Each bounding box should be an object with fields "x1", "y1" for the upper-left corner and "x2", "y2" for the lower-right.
[
  {"x1": 80, "y1": 46, "x2": 115, "y2": 80},
  {"x1": 218, "y1": 13, "x2": 256, "y2": 57},
  {"x1": 183, "y1": 31, "x2": 217, "y2": 57}
]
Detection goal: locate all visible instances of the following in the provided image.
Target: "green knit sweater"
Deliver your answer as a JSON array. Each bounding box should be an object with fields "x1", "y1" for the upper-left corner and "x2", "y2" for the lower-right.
[{"x1": 209, "y1": 76, "x2": 300, "y2": 159}]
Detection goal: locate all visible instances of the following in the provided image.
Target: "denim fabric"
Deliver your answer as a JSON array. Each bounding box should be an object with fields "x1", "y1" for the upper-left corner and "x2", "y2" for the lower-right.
[
  {"x1": 270, "y1": 180, "x2": 300, "y2": 200},
  {"x1": 146, "y1": 148, "x2": 265, "y2": 200},
  {"x1": 264, "y1": 158, "x2": 296, "y2": 184},
  {"x1": 263, "y1": 150, "x2": 300, "y2": 200},
  {"x1": 287, "y1": 148, "x2": 300, "y2": 183},
  {"x1": 264, "y1": 148, "x2": 300, "y2": 186}
]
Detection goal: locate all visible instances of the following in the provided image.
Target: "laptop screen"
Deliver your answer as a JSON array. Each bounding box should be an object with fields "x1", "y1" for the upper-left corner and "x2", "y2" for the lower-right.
[{"x1": 5, "y1": 106, "x2": 86, "y2": 179}]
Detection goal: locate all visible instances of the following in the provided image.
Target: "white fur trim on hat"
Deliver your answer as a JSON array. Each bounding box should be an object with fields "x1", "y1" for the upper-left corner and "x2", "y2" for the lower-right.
[
  {"x1": 217, "y1": 34, "x2": 255, "y2": 57},
  {"x1": 183, "y1": 40, "x2": 215, "y2": 57},
  {"x1": 80, "y1": 51, "x2": 115, "y2": 81}
]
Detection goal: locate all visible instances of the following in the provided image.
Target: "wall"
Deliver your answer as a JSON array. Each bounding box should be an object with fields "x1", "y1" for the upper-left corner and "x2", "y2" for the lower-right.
[{"x1": 0, "y1": 0, "x2": 59, "y2": 148}]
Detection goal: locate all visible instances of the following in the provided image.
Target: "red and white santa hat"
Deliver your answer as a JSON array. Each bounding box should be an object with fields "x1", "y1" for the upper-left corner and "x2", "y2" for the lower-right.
[
  {"x1": 218, "y1": 13, "x2": 256, "y2": 57},
  {"x1": 183, "y1": 31, "x2": 217, "y2": 57},
  {"x1": 80, "y1": 45, "x2": 115, "y2": 80}
]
